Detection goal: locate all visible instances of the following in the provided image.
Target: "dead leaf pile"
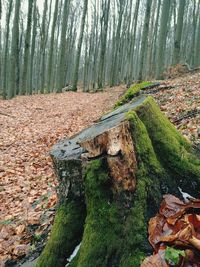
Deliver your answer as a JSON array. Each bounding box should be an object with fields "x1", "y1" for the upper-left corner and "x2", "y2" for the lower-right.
[
  {"x1": 0, "y1": 86, "x2": 125, "y2": 265},
  {"x1": 142, "y1": 194, "x2": 200, "y2": 266}
]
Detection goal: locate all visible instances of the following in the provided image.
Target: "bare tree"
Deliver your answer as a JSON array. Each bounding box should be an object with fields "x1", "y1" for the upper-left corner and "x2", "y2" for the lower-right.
[
  {"x1": 72, "y1": 0, "x2": 88, "y2": 91},
  {"x1": 20, "y1": 0, "x2": 34, "y2": 95}
]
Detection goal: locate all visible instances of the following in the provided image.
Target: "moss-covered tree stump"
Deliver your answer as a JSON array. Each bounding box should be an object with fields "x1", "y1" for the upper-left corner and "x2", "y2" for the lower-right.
[{"x1": 36, "y1": 95, "x2": 200, "y2": 267}]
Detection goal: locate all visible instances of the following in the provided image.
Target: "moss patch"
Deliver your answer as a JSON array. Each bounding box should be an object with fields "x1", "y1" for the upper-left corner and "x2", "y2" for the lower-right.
[
  {"x1": 114, "y1": 81, "x2": 153, "y2": 108},
  {"x1": 36, "y1": 199, "x2": 86, "y2": 267},
  {"x1": 77, "y1": 159, "x2": 122, "y2": 267},
  {"x1": 134, "y1": 97, "x2": 200, "y2": 196},
  {"x1": 76, "y1": 123, "x2": 164, "y2": 267}
]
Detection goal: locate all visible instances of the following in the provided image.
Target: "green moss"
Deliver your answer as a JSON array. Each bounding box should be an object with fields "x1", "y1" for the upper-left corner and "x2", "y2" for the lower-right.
[
  {"x1": 134, "y1": 97, "x2": 200, "y2": 194},
  {"x1": 77, "y1": 159, "x2": 122, "y2": 267},
  {"x1": 36, "y1": 199, "x2": 86, "y2": 267},
  {"x1": 126, "y1": 111, "x2": 164, "y2": 204},
  {"x1": 114, "y1": 81, "x2": 153, "y2": 108},
  {"x1": 77, "y1": 148, "x2": 161, "y2": 266},
  {"x1": 119, "y1": 178, "x2": 148, "y2": 267}
]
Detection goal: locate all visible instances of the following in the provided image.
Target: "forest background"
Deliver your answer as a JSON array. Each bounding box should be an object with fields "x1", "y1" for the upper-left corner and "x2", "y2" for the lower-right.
[{"x1": 0, "y1": 0, "x2": 200, "y2": 99}]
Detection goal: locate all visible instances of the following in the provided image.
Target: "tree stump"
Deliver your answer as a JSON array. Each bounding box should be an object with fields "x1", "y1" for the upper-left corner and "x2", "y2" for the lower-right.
[{"x1": 36, "y1": 95, "x2": 200, "y2": 267}]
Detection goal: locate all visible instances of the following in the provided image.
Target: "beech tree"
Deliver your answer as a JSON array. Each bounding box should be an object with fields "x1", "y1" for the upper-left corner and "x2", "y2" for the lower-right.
[
  {"x1": 8, "y1": 0, "x2": 21, "y2": 99},
  {"x1": 98, "y1": 0, "x2": 111, "y2": 90},
  {"x1": 1, "y1": 0, "x2": 200, "y2": 98},
  {"x1": 20, "y1": 0, "x2": 34, "y2": 95},
  {"x1": 72, "y1": 0, "x2": 88, "y2": 91},
  {"x1": 173, "y1": 0, "x2": 186, "y2": 65},
  {"x1": 57, "y1": 0, "x2": 70, "y2": 93},
  {"x1": 138, "y1": 0, "x2": 152, "y2": 81},
  {"x1": 2, "y1": 0, "x2": 13, "y2": 99},
  {"x1": 47, "y1": 0, "x2": 59, "y2": 93},
  {"x1": 156, "y1": 0, "x2": 171, "y2": 79}
]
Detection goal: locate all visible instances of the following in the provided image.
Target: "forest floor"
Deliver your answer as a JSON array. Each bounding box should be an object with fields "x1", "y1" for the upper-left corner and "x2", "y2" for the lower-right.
[
  {"x1": 0, "y1": 71, "x2": 200, "y2": 266},
  {"x1": 0, "y1": 86, "x2": 125, "y2": 266}
]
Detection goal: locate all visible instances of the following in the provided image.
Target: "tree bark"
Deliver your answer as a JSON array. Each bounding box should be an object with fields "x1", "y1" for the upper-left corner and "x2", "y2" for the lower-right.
[
  {"x1": 156, "y1": 0, "x2": 171, "y2": 79},
  {"x1": 47, "y1": 0, "x2": 59, "y2": 93},
  {"x1": 173, "y1": 0, "x2": 186, "y2": 65},
  {"x1": 20, "y1": 0, "x2": 34, "y2": 95},
  {"x1": 2, "y1": 0, "x2": 13, "y2": 99},
  {"x1": 57, "y1": 0, "x2": 70, "y2": 93},
  {"x1": 8, "y1": 0, "x2": 21, "y2": 99},
  {"x1": 36, "y1": 94, "x2": 200, "y2": 267},
  {"x1": 138, "y1": 0, "x2": 152, "y2": 81},
  {"x1": 72, "y1": 0, "x2": 88, "y2": 91}
]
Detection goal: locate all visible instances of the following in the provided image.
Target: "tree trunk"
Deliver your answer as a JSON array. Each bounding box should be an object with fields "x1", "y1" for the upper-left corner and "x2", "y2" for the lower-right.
[
  {"x1": 36, "y1": 95, "x2": 200, "y2": 267},
  {"x1": 138, "y1": 0, "x2": 152, "y2": 81},
  {"x1": 173, "y1": 0, "x2": 186, "y2": 65},
  {"x1": 46, "y1": 0, "x2": 59, "y2": 93},
  {"x1": 97, "y1": 0, "x2": 111, "y2": 90},
  {"x1": 156, "y1": 0, "x2": 171, "y2": 79},
  {"x1": 72, "y1": 0, "x2": 88, "y2": 91},
  {"x1": 29, "y1": 1, "x2": 37, "y2": 95},
  {"x1": 2, "y1": 0, "x2": 13, "y2": 99},
  {"x1": 57, "y1": 0, "x2": 70, "y2": 93},
  {"x1": 8, "y1": 0, "x2": 20, "y2": 99},
  {"x1": 20, "y1": 0, "x2": 34, "y2": 95},
  {"x1": 39, "y1": 0, "x2": 48, "y2": 94}
]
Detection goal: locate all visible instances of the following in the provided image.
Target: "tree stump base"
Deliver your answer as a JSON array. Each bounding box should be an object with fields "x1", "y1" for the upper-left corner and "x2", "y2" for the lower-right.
[{"x1": 36, "y1": 95, "x2": 200, "y2": 267}]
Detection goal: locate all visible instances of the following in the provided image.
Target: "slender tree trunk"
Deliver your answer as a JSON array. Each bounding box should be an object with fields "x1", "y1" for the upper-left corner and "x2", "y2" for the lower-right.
[
  {"x1": 8, "y1": 0, "x2": 21, "y2": 99},
  {"x1": 47, "y1": 0, "x2": 59, "y2": 93},
  {"x1": 29, "y1": 1, "x2": 37, "y2": 95},
  {"x1": 127, "y1": 0, "x2": 140, "y2": 85},
  {"x1": 72, "y1": 0, "x2": 88, "y2": 91},
  {"x1": 194, "y1": 10, "x2": 200, "y2": 67},
  {"x1": 151, "y1": 0, "x2": 161, "y2": 77},
  {"x1": 2, "y1": 0, "x2": 13, "y2": 99},
  {"x1": 21, "y1": 0, "x2": 34, "y2": 95},
  {"x1": 98, "y1": 0, "x2": 111, "y2": 90},
  {"x1": 156, "y1": 0, "x2": 171, "y2": 79},
  {"x1": 173, "y1": 0, "x2": 186, "y2": 65},
  {"x1": 39, "y1": 0, "x2": 48, "y2": 94},
  {"x1": 57, "y1": 0, "x2": 70, "y2": 93},
  {"x1": 110, "y1": 0, "x2": 124, "y2": 87},
  {"x1": 190, "y1": 1, "x2": 200, "y2": 67},
  {"x1": 138, "y1": 0, "x2": 152, "y2": 81}
]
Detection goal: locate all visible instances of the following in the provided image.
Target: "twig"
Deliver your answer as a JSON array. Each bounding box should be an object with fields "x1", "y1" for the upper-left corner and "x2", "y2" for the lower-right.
[
  {"x1": 144, "y1": 85, "x2": 175, "y2": 94},
  {"x1": 173, "y1": 110, "x2": 200, "y2": 124},
  {"x1": 0, "y1": 111, "x2": 16, "y2": 118}
]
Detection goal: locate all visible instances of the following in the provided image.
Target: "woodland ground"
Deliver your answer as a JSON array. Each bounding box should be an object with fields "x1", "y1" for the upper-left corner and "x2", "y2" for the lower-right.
[{"x1": 0, "y1": 72, "x2": 200, "y2": 266}]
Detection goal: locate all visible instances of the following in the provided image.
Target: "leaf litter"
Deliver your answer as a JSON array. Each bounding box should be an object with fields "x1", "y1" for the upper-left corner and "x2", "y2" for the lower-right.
[
  {"x1": 0, "y1": 87, "x2": 125, "y2": 265},
  {"x1": 0, "y1": 71, "x2": 199, "y2": 265},
  {"x1": 153, "y1": 71, "x2": 200, "y2": 151}
]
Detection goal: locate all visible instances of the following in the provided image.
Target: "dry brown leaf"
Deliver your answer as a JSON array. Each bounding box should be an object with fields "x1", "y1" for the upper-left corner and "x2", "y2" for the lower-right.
[{"x1": 141, "y1": 249, "x2": 168, "y2": 267}]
